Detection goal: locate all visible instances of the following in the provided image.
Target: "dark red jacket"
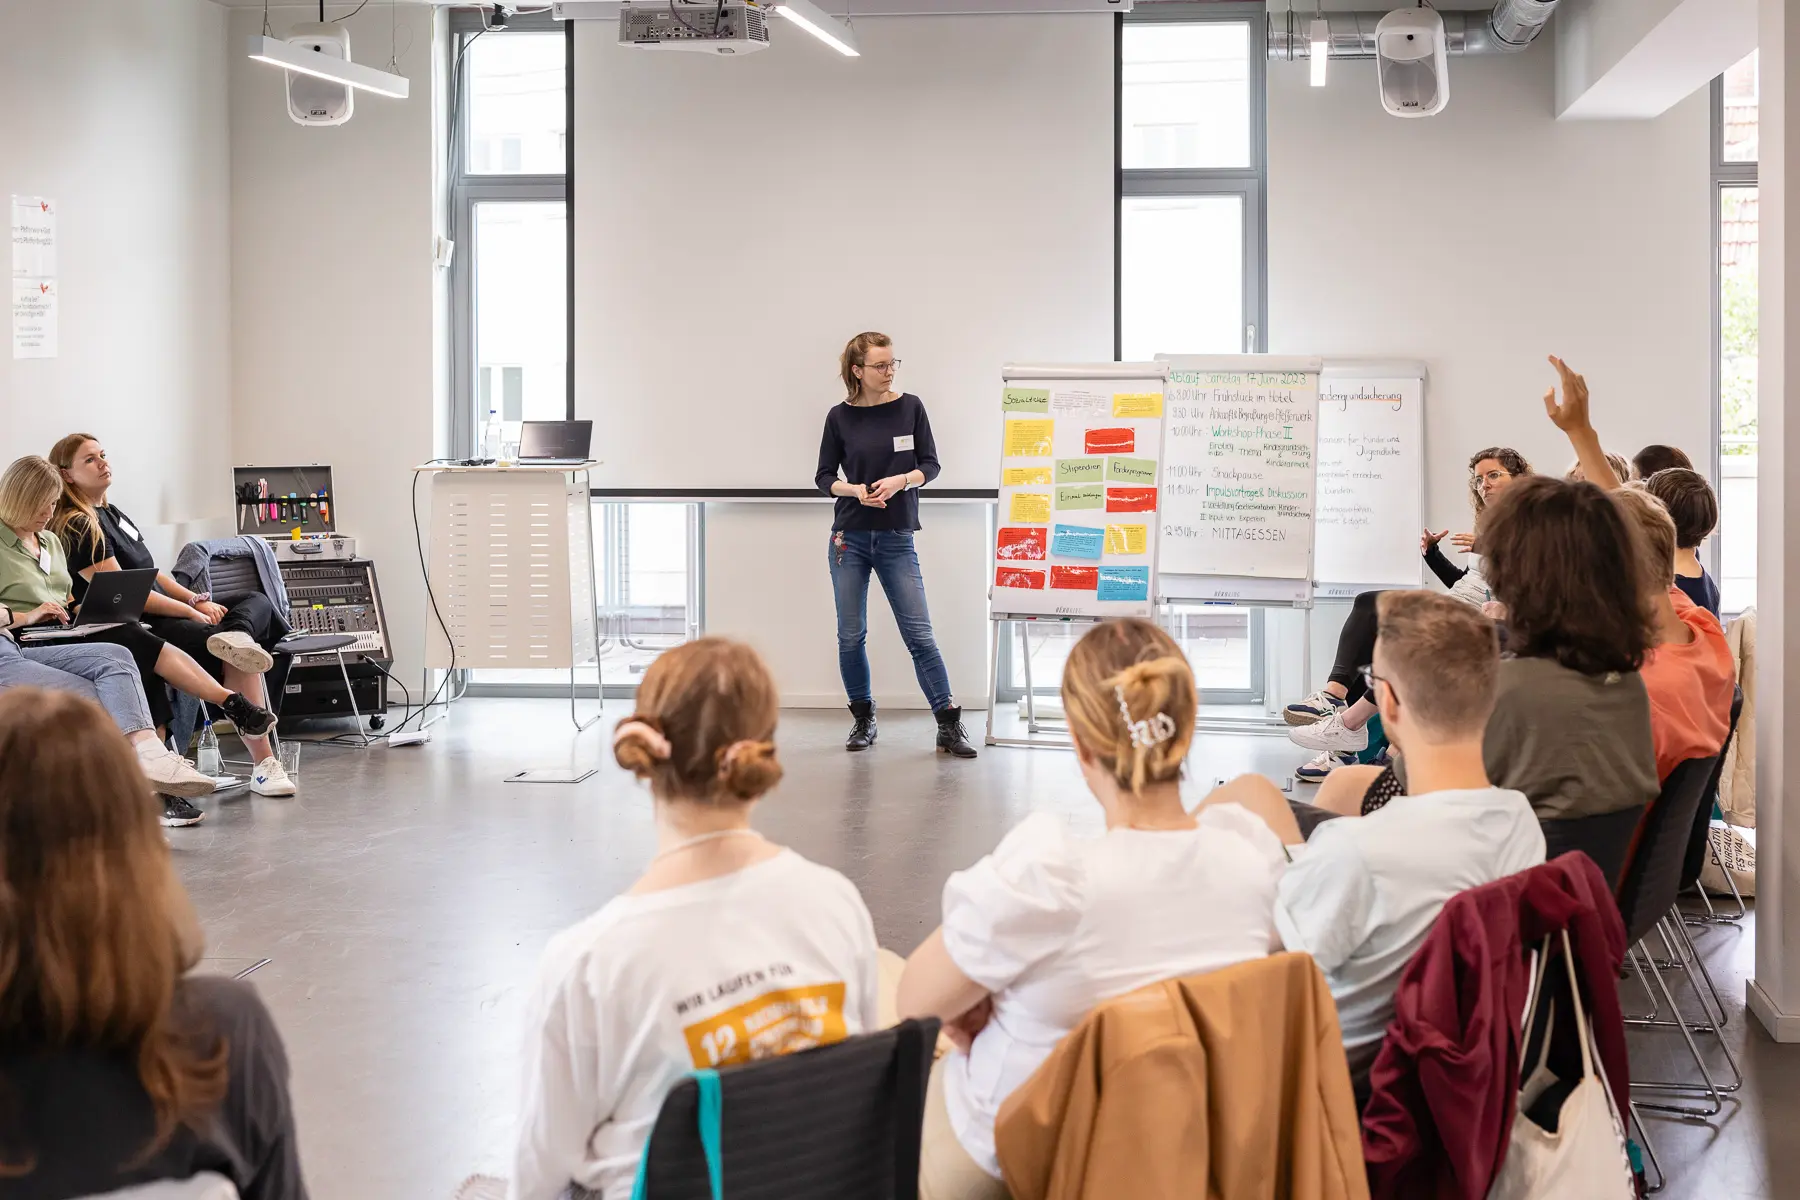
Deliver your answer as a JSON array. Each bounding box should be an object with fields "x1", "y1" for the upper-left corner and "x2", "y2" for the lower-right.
[{"x1": 1360, "y1": 853, "x2": 1628, "y2": 1200}]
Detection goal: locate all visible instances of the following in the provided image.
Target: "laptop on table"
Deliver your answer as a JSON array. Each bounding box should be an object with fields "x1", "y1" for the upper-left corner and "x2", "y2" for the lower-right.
[
  {"x1": 517, "y1": 420, "x2": 594, "y2": 466},
  {"x1": 15, "y1": 567, "x2": 158, "y2": 642}
]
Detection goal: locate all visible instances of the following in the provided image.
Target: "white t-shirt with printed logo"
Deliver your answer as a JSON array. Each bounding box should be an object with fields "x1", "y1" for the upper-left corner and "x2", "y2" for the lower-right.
[
  {"x1": 938, "y1": 806, "x2": 1289, "y2": 1178},
  {"x1": 509, "y1": 849, "x2": 879, "y2": 1200}
]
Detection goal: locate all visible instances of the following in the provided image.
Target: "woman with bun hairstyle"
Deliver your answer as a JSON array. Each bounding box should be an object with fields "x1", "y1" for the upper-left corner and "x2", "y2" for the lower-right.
[
  {"x1": 0, "y1": 688, "x2": 306, "y2": 1199},
  {"x1": 814, "y1": 331, "x2": 976, "y2": 759},
  {"x1": 896, "y1": 618, "x2": 1288, "y2": 1199},
  {"x1": 509, "y1": 638, "x2": 880, "y2": 1200}
]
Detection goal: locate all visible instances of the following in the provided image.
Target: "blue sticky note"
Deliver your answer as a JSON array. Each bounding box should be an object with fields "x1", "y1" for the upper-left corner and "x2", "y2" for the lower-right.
[
  {"x1": 1050, "y1": 523, "x2": 1104, "y2": 560},
  {"x1": 1097, "y1": 565, "x2": 1150, "y2": 603}
]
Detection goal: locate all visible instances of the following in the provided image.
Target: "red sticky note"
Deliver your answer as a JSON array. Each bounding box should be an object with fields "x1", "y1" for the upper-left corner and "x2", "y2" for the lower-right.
[
  {"x1": 1085, "y1": 428, "x2": 1134, "y2": 455},
  {"x1": 1105, "y1": 487, "x2": 1157, "y2": 513},
  {"x1": 1050, "y1": 565, "x2": 1099, "y2": 591},
  {"x1": 995, "y1": 567, "x2": 1046, "y2": 590},
  {"x1": 995, "y1": 526, "x2": 1048, "y2": 561}
]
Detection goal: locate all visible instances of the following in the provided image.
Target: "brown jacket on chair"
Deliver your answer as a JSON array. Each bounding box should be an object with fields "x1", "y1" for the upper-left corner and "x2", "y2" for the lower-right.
[{"x1": 993, "y1": 952, "x2": 1370, "y2": 1200}]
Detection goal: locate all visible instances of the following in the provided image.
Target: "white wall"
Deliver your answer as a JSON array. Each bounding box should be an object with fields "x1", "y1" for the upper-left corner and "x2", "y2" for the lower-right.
[
  {"x1": 1268, "y1": 38, "x2": 1712, "y2": 545},
  {"x1": 706, "y1": 500, "x2": 990, "y2": 708},
  {"x1": 0, "y1": 0, "x2": 230, "y2": 564},
  {"x1": 228, "y1": 3, "x2": 443, "y2": 687}
]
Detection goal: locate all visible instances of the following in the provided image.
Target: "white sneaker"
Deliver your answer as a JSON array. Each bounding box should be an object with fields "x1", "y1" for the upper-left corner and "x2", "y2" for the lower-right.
[
  {"x1": 140, "y1": 747, "x2": 218, "y2": 798},
  {"x1": 207, "y1": 630, "x2": 274, "y2": 674},
  {"x1": 1282, "y1": 689, "x2": 1347, "y2": 726},
  {"x1": 251, "y1": 757, "x2": 297, "y2": 797},
  {"x1": 1288, "y1": 709, "x2": 1370, "y2": 753},
  {"x1": 1295, "y1": 750, "x2": 1358, "y2": 783}
]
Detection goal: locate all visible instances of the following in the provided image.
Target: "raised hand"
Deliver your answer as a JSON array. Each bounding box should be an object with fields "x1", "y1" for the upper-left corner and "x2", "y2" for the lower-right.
[
  {"x1": 1542, "y1": 355, "x2": 1592, "y2": 435},
  {"x1": 1421, "y1": 528, "x2": 1449, "y2": 555}
]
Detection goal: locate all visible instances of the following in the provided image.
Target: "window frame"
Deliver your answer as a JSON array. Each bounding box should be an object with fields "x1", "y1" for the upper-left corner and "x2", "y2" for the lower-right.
[{"x1": 1711, "y1": 71, "x2": 1756, "y2": 594}]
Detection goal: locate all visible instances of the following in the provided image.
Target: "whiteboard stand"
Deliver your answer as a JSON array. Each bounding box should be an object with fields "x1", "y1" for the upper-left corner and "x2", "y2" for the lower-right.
[
  {"x1": 983, "y1": 615, "x2": 1087, "y2": 750},
  {"x1": 420, "y1": 464, "x2": 604, "y2": 738}
]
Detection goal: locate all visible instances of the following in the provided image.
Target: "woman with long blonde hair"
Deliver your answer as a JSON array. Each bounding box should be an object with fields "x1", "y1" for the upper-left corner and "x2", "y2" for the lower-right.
[
  {"x1": 0, "y1": 688, "x2": 305, "y2": 1198},
  {"x1": 0, "y1": 456, "x2": 276, "y2": 827},
  {"x1": 896, "y1": 618, "x2": 1287, "y2": 1199}
]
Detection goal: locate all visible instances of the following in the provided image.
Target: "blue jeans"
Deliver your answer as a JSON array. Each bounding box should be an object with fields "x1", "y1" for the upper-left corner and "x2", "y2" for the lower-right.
[
  {"x1": 828, "y1": 530, "x2": 953, "y2": 711},
  {"x1": 0, "y1": 636, "x2": 154, "y2": 735}
]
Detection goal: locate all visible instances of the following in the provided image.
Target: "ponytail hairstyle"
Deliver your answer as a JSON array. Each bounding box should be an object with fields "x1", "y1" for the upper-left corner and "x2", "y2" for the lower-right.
[
  {"x1": 839, "y1": 332, "x2": 892, "y2": 402},
  {"x1": 1060, "y1": 618, "x2": 1196, "y2": 796},
  {"x1": 46, "y1": 433, "x2": 105, "y2": 560},
  {"x1": 1467, "y1": 446, "x2": 1534, "y2": 518},
  {"x1": 612, "y1": 638, "x2": 783, "y2": 803}
]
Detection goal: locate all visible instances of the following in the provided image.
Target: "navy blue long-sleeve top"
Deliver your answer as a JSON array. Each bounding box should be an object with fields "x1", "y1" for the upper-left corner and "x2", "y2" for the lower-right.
[{"x1": 813, "y1": 393, "x2": 941, "y2": 532}]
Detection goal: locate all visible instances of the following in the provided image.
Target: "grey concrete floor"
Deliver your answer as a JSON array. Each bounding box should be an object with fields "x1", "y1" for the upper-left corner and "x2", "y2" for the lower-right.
[{"x1": 178, "y1": 700, "x2": 1799, "y2": 1200}]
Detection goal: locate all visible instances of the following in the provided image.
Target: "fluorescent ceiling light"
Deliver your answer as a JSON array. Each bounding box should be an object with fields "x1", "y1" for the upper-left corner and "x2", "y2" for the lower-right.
[
  {"x1": 1308, "y1": 17, "x2": 1329, "y2": 87},
  {"x1": 246, "y1": 35, "x2": 411, "y2": 99},
  {"x1": 774, "y1": 0, "x2": 860, "y2": 56}
]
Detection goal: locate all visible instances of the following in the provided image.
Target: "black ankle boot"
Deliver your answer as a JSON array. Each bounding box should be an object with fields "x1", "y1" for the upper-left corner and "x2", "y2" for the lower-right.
[
  {"x1": 845, "y1": 701, "x2": 877, "y2": 751},
  {"x1": 935, "y1": 705, "x2": 978, "y2": 759}
]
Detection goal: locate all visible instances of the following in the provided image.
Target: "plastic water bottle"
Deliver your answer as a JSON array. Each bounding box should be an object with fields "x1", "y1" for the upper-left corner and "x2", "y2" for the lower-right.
[
  {"x1": 196, "y1": 719, "x2": 222, "y2": 778},
  {"x1": 482, "y1": 407, "x2": 504, "y2": 461}
]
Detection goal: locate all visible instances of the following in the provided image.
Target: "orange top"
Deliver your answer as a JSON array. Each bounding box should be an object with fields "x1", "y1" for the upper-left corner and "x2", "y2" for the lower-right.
[{"x1": 1639, "y1": 590, "x2": 1735, "y2": 781}]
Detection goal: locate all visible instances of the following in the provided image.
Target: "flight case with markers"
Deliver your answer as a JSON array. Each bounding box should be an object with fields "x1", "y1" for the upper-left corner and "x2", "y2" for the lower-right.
[{"x1": 233, "y1": 465, "x2": 393, "y2": 728}]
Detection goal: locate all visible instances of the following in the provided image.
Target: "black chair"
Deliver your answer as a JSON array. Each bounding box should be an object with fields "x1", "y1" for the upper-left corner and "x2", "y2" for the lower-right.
[
  {"x1": 1538, "y1": 805, "x2": 1647, "y2": 894},
  {"x1": 634, "y1": 1017, "x2": 937, "y2": 1200},
  {"x1": 166, "y1": 555, "x2": 296, "y2": 756},
  {"x1": 1612, "y1": 755, "x2": 1738, "y2": 1124},
  {"x1": 1679, "y1": 686, "x2": 1745, "y2": 915}
]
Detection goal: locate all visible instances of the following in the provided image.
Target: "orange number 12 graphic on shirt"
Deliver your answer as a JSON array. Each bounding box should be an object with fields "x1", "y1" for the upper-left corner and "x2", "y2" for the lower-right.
[{"x1": 682, "y1": 982, "x2": 849, "y2": 1068}]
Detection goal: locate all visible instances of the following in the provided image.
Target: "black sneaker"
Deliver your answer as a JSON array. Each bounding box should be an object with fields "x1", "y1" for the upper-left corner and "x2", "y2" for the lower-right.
[
  {"x1": 161, "y1": 795, "x2": 206, "y2": 827},
  {"x1": 221, "y1": 692, "x2": 277, "y2": 738},
  {"x1": 845, "y1": 701, "x2": 877, "y2": 752},
  {"x1": 935, "y1": 706, "x2": 978, "y2": 759}
]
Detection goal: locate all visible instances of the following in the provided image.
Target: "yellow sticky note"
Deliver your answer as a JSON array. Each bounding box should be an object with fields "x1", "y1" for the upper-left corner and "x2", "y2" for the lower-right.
[
  {"x1": 1003, "y1": 466, "x2": 1052, "y2": 486},
  {"x1": 1010, "y1": 492, "x2": 1052, "y2": 523},
  {"x1": 1112, "y1": 392, "x2": 1163, "y2": 419},
  {"x1": 1105, "y1": 524, "x2": 1148, "y2": 555},
  {"x1": 1005, "y1": 418, "x2": 1055, "y2": 458}
]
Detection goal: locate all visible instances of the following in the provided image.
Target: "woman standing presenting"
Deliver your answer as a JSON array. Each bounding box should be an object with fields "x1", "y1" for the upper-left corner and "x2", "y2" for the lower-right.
[{"x1": 815, "y1": 332, "x2": 975, "y2": 758}]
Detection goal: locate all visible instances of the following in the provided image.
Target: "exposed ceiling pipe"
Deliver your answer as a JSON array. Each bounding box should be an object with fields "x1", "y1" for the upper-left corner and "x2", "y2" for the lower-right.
[{"x1": 1268, "y1": 0, "x2": 1565, "y2": 61}]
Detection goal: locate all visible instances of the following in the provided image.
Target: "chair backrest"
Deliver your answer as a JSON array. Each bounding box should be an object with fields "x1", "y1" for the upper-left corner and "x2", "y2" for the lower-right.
[
  {"x1": 635, "y1": 1017, "x2": 937, "y2": 1200},
  {"x1": 1614, "y1": 755, "x2": 1720, "y2": 944},
  {"x1": 1680, "y1": 685, "x2": 1744, "y2": 890},
  {"x1": 199, "y1": 555, "x2": 263, "y2": 607},
  {"x1": 1538, "y1": 806, "x2": 1646, "y2": 893},
  {"x1": 77, "y1": 1173, "x2": 239, "y2": 1200}
]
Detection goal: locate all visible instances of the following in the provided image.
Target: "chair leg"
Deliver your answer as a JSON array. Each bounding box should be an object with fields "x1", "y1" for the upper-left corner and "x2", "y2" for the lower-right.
[
  {"x1": 1668, "y1": 914, "x2": 1730, "y2": 1031},
  {"x1": 1629, "y1": 1102, "x2": 1665, "y2": 1194},
  {"x1": 1629, "y1": 939, "x2": 1725, "y2": 1116},
  {"x1": 1624, "y1": 947, "x2": 1661, "y2": 1023}
]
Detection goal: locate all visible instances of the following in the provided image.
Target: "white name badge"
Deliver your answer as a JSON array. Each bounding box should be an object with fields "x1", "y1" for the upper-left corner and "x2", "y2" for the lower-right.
[
  {"x1": 893, "y1": 435, "x2": 915, "y2": 451},
  {"x1": 37, "y1": 545, "x2": 52, "y2": 574},
  {"x1": 117, "y1": 516, "x2": 141, "y2": 541}
]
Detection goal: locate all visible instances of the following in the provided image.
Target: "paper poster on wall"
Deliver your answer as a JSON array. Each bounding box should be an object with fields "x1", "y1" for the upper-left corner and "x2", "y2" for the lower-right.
[
  {"x1": 1314, "y1": 372, "x2": 1425, "y2": 592},
  {"x1": 11, "y1": 196, "x2": 57, "y2": 360},
  {"x1": 992, "y1": 365, "x2": 1166, "y2": 619},
  {"x1": 12, "y1": 278, "x2": 55, "y2": 359}
]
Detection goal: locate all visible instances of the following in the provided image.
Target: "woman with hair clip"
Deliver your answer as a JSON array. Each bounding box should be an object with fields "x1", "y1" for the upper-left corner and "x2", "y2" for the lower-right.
[
  {"x1": 0, "y1": 457, "x2": 276, "y2": 827},
  {"x1": 1282, "y1": 446, "x2": 1532, "y2": 781},
  {"x1": 49, "y1": 433, "x2": 294, "y2": 798},
  {"x1": 896, "y1": 618, "x2": 1288, "y2": 1200},
  {"x1": 814, "y1": 331, "x2": 976, "y2": 759},
  {"x1": 0, "y1": 687, "x2": 306, "y2": 1199},
  {"x1": 506, "y1": 638, "x2": 880, "y2": 1200}
]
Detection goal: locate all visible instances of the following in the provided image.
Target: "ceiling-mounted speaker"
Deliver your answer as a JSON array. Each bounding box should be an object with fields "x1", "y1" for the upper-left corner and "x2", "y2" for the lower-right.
[{"x1": 284, "y1": 22, "x2": 354, "y2": 126}]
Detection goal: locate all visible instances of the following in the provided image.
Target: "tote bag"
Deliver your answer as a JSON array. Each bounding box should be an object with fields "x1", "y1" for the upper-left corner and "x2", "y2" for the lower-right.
[{"x1": 1485, "y1": 930, "x2": 1634, "y2": 1200}]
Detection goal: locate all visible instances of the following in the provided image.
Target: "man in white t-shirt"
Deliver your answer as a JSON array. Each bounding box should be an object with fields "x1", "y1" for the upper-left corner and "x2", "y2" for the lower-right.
[{"x1": 1276, "y1": 591, "x2": 1546, "y2": 1081}]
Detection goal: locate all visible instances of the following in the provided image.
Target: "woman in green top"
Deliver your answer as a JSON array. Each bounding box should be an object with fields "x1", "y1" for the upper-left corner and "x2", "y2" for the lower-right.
[{"x1": 0, "y1": 456, "x2": 275, "y2": 747}]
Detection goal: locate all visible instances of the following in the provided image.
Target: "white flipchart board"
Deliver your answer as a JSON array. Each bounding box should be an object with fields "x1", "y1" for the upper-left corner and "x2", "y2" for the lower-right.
[
  {"x1": 989, "y1": 362, "x2": 1168, "y2": 620},
  {"x1": 1312, "y1": 361, "x2": 1427, "y2": 598},
  {"x1": 1157, "y1": 355, "x2": 1324, "y2": 604}
]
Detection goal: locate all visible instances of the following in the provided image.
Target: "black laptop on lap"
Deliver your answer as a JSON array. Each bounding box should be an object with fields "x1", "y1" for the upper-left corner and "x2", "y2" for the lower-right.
[{"x1": 14, "y1": 567, "x2": 157, "y2": 642}]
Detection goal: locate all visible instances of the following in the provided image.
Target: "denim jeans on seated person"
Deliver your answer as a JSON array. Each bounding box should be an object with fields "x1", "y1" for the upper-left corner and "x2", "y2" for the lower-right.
[
  {"x1": 0, "y1": 635, "x2": 155, "y2": 735},
  {"x1": 828, "y1": 529, "x2": 954, "y2": 711}
]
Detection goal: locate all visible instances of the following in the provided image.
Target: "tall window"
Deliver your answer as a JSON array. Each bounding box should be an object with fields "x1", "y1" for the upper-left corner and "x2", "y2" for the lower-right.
[
  {"x1": 1715, "y1": 52, "x2": 1757, "y2": 615},
  {"x1": 449, "y1": 17, "x2": 700, "y2": 693},
  {"x1": 1000, "y1": 6, "x2": 1268, "y2": 712}
]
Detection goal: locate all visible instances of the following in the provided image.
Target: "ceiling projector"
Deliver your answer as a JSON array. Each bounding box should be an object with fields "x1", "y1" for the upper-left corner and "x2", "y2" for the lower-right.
[
  {"x1": 618, "y1": 3, "x2": 771, "y2": 54},
  {"x1": 1375, "y1": 6, "x2": 1449, "y2": 118}
]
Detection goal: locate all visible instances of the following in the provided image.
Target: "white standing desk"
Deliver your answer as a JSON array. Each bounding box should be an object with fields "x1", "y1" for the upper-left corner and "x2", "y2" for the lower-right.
[{"x1": 417, "y1": 463, "x2": 602, "y2": 730}]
